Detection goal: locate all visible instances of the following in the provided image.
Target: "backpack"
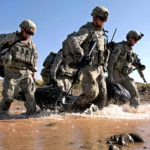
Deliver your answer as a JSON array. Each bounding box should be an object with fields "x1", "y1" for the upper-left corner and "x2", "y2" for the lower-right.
[
  {"x1": 43, "y1": 52, "x2": 57, "y2": 68},
  {"x1": 0, "y1": 38, "x2": 23, "y2": 77},
  {"x1": 107, "y1": 80, "x2": 131, "y2": 104}
]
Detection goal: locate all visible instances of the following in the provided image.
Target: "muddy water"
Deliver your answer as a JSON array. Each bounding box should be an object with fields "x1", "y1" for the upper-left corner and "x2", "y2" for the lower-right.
[{"x1": 0, "y1": 103, "x2": 150, "y2": 150}]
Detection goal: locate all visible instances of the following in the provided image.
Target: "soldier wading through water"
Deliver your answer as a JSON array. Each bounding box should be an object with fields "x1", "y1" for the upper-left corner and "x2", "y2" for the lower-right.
[
  {"x1": 108, "y1": 30, "x2": 145, "y2": 108},
  {"x1": 65, "y1": 6, "x2": 110, "y2": 112},
  {"x1": 0, "y1": 19, "x2": 38, "y2": 115}
]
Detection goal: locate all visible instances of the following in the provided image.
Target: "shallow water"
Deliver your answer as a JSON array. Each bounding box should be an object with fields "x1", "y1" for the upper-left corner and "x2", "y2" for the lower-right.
[{"x1": 0, "y1": 103, "x2": 150, "y2": 150}]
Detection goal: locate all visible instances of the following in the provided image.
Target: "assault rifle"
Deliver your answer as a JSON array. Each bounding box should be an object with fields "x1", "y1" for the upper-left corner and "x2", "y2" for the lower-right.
[
  {"x1": 133, "y1": 54, "x2": 147, "y2": 84},
  {"x1": 106, "y1": 28, "x2": 117, "y2": 51}
]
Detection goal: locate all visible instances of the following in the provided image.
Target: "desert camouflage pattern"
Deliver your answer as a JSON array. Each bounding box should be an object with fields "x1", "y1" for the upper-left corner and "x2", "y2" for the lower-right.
[
  {"x1": 91, "y1": 6, "x2": 109, "y2": 20},
  {"x1": 69, "y1": 22, "x2": 107, "y2": 108},
  {"x1": 50, "y1": 51, "x2": 72, "y2": 92},
  {"x1": 75, "y1": 65, "x2": 107, "y2": 108},
  {"x1": 108, "y1": 41, "x2": 140, "y2": 107},
  {"x1": 41, "y1": 50, "x2": 76, "y2": 92},
  {"x1": 0, "y1": 32, "x2": 38, "y2": 114},
  {"x1": 19, "y1": 19, "x2": 36, "y2": 35}
]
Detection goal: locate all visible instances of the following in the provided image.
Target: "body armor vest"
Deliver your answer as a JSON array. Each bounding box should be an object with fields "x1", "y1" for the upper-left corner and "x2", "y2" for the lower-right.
[
  {"x1": 10, "y1": 40, "x2": 37, "y2": 71},
  {"x1": 114, "y1": 42, "x2": 134, "y2": 75},
  {"x1": 80, "y1": 23, "x2": 106, "y2": 66}
]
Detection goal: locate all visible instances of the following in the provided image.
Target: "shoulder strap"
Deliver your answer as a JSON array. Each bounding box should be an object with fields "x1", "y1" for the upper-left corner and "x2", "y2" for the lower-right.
[
  {"x1": 0, "y1": 35, "x2": 23, "y2": 56},
  {"x1": 80, "y1": 23, "x2": 95, "y2": 45}
]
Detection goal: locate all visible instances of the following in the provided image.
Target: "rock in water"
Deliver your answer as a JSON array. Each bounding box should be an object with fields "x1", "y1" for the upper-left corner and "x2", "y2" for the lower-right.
[
  {"x1": 118, "y1": 133, "x2": 134, "y2": 146},
  {"x1": 129, "y1": 133, "x2": 144, "y2": 142},
  {"x1": 108, "y1": 145, "x2": 120, "y2": 150}
]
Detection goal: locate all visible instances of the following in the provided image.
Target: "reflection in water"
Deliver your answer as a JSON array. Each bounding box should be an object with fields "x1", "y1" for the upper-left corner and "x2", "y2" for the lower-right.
[{"x1": 0, "y1": 104, "x2": 150, "y2": 150}]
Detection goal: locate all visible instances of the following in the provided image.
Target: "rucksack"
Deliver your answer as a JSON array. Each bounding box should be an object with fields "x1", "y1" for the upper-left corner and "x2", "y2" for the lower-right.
[
  {"x1": 107, "y1": 80, "x2": 131, "y2": 103},
  {"x1": 43, "y1": 52, "x2": 57, "y2": 68},
  {"x1": 0, "y1": 38, "x2": 23, "y2": 77}
]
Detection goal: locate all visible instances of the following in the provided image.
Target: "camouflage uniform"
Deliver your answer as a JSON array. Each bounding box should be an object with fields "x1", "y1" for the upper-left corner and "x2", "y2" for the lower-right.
[
  {"x1": 70, "y1": 6, "x2": 109, "y2": 109},
  {"x1": 0, "y1": 20, "x2": 38, "y2": 114},
  {"x1": 50, "y1": 50, "x2": 76, "y2": 92},
  {"x1": 108, "y1": 31, "x2": 144, "y2": 108},
  {"x1": 41, "y1": 50, "x2": 76, "y2": 93}
]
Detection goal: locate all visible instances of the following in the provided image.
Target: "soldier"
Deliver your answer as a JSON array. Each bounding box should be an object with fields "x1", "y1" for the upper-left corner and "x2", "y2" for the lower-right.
[
  {"x1": 68, "y1": 6, "x2": 109, "y2": 111},
  {"x1": 108, "y1": 30, "x2": 145, "y2": 108},
  {"x1": 0, "y1": 19, "x2": 38, "y2": 115},
  {"x1": 41, "y1": 49, "x2": 76, "y2": 93}
]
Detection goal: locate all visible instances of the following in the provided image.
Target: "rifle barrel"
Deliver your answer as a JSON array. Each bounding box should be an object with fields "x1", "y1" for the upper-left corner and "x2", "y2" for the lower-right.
[{"x1": 111, "y1": 28, "x2": 117, "y2": 42}]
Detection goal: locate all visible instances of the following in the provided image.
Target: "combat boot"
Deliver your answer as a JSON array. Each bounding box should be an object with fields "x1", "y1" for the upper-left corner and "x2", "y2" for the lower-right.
[
  {"x1": 24, "y1": 101, "x2": 37, "y2": 115},
  {"x1": 130, "y1": 98, "x2": 140, "y2": 109},
  {"x1": 0, "y1": 108, "x2": 9, "y2": 116},
  {"x1": 0, "y1": 98, "x2": 12, "y2": 116}
]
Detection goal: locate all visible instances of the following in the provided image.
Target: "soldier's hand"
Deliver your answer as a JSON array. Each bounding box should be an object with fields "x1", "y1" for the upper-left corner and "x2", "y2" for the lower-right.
[
  {"x1": 139, "y1": 64, "x2": 146, "y2": 71},
  {"x1": 75, "y1": 49, "x2": 84, "y2": 62}
]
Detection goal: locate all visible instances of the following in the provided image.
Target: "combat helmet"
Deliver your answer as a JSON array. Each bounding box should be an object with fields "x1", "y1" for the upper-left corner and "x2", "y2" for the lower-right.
[
  {"x1": 91, "y1": 6, "x2": 109, "y2": 21},
  {"x1": 126, "y1": 30, "x2": 144, "y2": 41},
  {"x1": 19, "y1": 19, "x2": 36, "y2": 35}
]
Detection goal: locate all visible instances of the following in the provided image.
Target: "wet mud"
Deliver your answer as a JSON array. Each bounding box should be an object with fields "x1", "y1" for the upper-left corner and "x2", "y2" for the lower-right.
[{"x1": 0, "y1": 101, "x2": 150, "y2": 150}]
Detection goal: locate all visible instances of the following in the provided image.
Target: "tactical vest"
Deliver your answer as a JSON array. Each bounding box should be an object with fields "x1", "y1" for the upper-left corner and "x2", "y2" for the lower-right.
[
  {"x1": 114, "y1": 41, "x2": 135, "y2": 75},
  {"x1": 10, "y1": 40, "x2": 37, "y2": 71},
  {"x1": 62, "y1": 22, "x2": 107, "y2": 67},
  {"x1": 81, "y1": 23, "x2": 106, "y2": 66}
]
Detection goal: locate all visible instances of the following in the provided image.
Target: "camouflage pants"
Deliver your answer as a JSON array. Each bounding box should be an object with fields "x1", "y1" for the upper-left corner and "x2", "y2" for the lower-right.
[
  {"x1": 0, "y1": 68, "x2": 36, "y2": 114},
  {"x1": 75, "y1": 65, "x2": 107, "y2": 108},
  {"x1": 113, "y1": 71, "x2": 140, "y2": 107},
  {"x1": 56, "y1": 76, "x2": 72, "y2": 93}
]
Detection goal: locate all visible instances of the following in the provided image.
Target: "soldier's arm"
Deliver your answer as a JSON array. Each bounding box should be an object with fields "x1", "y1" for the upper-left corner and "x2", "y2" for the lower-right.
[
  {"x1": 30, "y1": 40, "x2": 38, "y2": 72},
  {"x1": 108, "y1": 44, "x2": 122, "y2": 82},
  {"x1": 50, "y1": 51, "x2": 63, "y2": 79},
  {"x1": 132, "y1": 53, "x2": 146, "y2": 71},
  {"x1": 68, "y1": 28, "x2": 89, "y2": 59}
]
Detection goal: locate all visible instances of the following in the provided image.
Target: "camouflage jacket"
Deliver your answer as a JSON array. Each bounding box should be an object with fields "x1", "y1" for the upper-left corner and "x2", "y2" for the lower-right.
[
  {"x1": 108, "y1": 41, "x2": 138, "y2": 80},
  {"x1": 0, "y1": 31, "x2": 38, "y2": 72},
  {"x1": 66, "y1": 22, "x2": 108, "y2": 67}
]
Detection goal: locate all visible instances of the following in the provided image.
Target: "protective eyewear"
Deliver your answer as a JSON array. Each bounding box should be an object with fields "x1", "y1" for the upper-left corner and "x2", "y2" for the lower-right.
[
  {"x1": 25, "y1": 30, "x2": 34, "y2": 35},
  {"x1": 99, "y1": 16, "x2": 107, "y2": 22}
]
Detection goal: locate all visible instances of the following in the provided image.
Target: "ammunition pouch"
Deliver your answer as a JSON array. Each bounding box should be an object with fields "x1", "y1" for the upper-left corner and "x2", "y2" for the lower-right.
[
  {"x1": 57, "y1": 64, "x2": 75, "y2": 77},
  {"x1": 122, "y1": 65, "x2": 134, "y2": 75},
  {"x1": 126, "y1": 52, "x2": 134, "y2": 63}
]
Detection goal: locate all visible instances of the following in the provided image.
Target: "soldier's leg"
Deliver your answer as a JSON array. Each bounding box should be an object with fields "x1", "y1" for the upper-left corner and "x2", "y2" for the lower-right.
[
  {"x1": 74, "y1": 67, "x2": 99, "y2": 108},
  {"x1": 92, "y1": 67, "x2": 107, "y2": 109},
  {"x1": 63, "y1": 78, "x2": 72, "y2": 93},
  {"x1": 122, "y1": 76, "x2": 140, "y2": 108},
  {"x1": 56, "y1": 78, "x2": 65, "y2": 91},
  {"x1": 21, "y1": 74, "x2": 36, "y2": 114},
  {"x1": 0, "y1": 76, "x2": 16, "y2": 113},
  {"x1": 96, "y1": 73, "x2": 107, "y2": 109}
]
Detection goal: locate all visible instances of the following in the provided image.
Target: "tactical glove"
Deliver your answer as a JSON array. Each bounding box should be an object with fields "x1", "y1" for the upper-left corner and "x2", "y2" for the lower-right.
[{"x1": 139, "y1": 64, "x2": 146, "y2": 71}]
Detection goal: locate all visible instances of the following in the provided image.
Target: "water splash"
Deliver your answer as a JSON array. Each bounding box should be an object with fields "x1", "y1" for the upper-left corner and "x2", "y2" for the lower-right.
[
  {"x1": 73, "y1": 104, "x2": 150, "y2": 120},
  {"x1": 8, "y1": 103, "x2": 150, "y2": 120}
]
